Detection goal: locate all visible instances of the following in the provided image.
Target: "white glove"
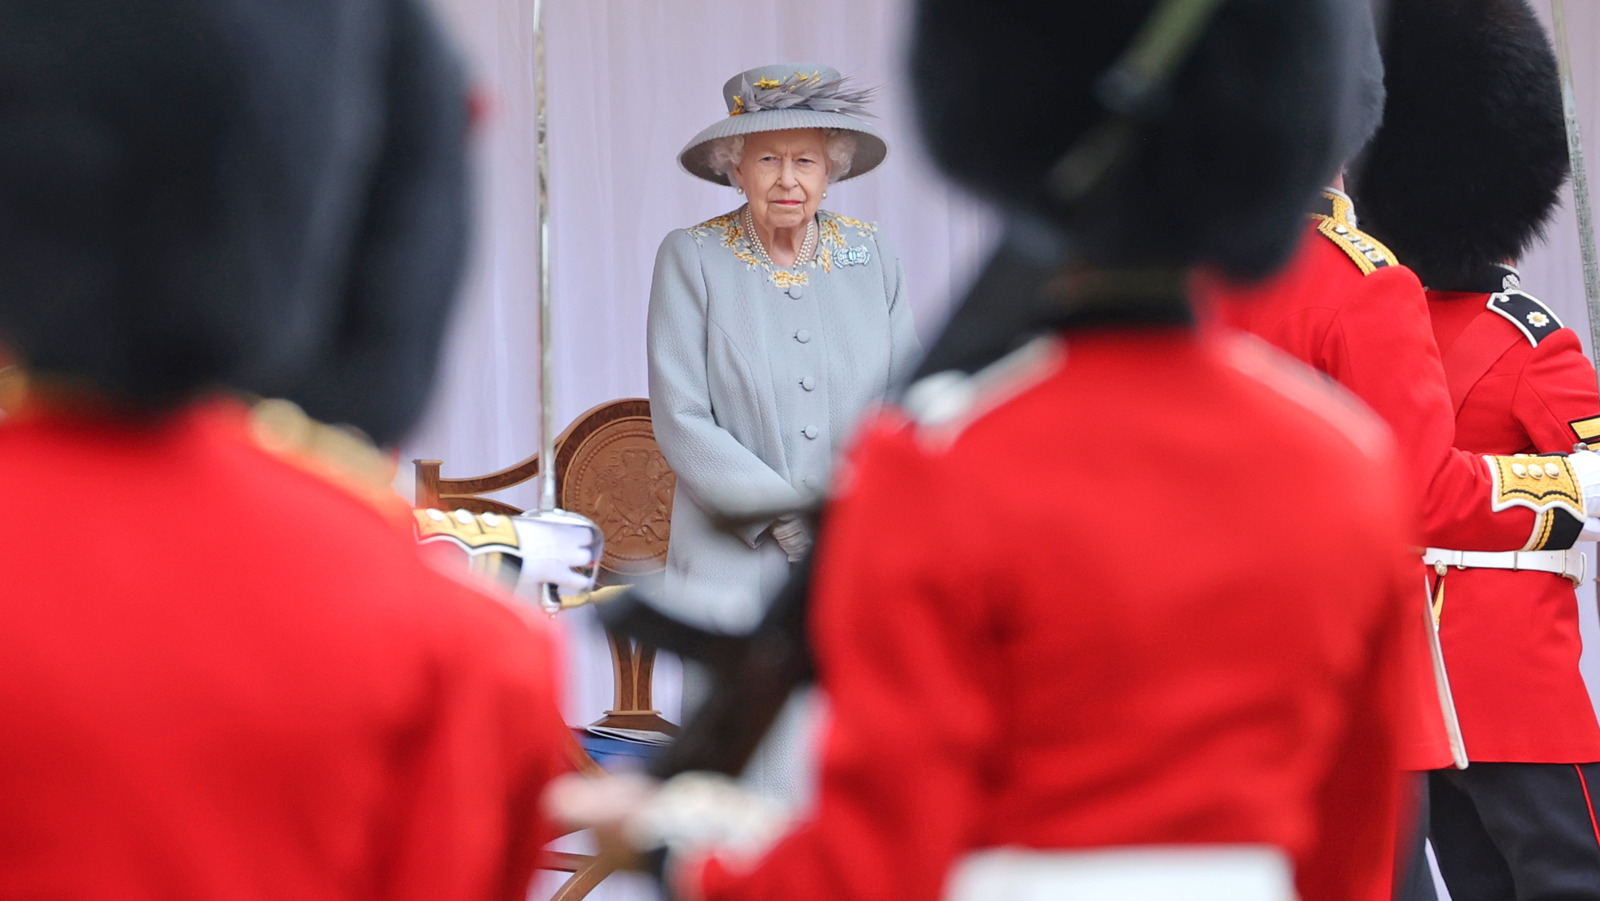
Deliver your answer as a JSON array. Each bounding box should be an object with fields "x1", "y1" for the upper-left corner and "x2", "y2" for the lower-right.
[
  {"x1": 511, "y1": 513, "x2": 600, "y2": 594},
  {"x1": 770, "y1": 516, "x2": 812, "y2": 562},
  {"x1": 1568, "y1": 449, "x2": 1600, "y2": 519},
  {"x1": 545, "y1": 771, "x2": 792, "y2": 880}
]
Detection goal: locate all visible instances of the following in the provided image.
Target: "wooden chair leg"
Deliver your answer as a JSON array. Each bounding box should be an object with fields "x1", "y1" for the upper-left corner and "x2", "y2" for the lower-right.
[
  {"x1": 588, "y1": 629, "x2": 679, "y2": 736},
  {"x1": 549, "y1": 856, "x2": 619, "y2": 901},
  {"x1": 563, "y1": 729, "x2": 607, "y2": 778},
  {"x1": 538, "y1": 850, "x2": 591, "y2": 874}
]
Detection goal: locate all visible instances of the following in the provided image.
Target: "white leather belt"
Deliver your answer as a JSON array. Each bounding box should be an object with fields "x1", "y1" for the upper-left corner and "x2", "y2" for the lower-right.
[
  {"x1": 945, "y1": 846, "x2": 1295, "y2": 901},
  {"x1": 1422, "y1": 547, "x2": 1588, "y2": 584}
]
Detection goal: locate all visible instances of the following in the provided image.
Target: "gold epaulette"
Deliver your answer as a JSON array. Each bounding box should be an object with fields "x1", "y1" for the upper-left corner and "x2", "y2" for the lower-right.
[
  {"x1": 1314, "y1": 214, "x2": 1398, "y2": 275},
  {"x1": 248, "y1": 398, "x2": 400, "y2": 512}
]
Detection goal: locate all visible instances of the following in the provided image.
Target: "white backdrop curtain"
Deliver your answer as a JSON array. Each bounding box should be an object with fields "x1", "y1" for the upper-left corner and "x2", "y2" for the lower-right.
[{"x1": 403, "y1": 2, "x2": 1600, "y2": 897}]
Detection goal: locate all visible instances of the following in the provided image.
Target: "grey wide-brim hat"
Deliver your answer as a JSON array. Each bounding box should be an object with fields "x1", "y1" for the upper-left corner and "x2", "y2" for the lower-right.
[{"x1": 679, "y1": 63, "x2": 888, "y2": 185}]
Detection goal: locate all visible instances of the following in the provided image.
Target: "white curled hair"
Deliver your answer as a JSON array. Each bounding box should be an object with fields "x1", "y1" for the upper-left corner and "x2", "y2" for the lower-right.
[{"x1": 709, "y1": 130, "x2": 859, "y2": 186}]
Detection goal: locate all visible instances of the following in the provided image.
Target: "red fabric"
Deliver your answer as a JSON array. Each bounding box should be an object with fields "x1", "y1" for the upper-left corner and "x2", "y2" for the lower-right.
[
  {"x1": 1204, "y1": 225, "x2": 1533, "y2": 552},
  {"x1": 1200, "y1": 220, "x2": 1504, "y2": 772},
  {"x1": 691, "y1": 330, "x2": 1411, "y2": 901},
  {"x1": 0, "y1": 399, "x2": 570, "y2": 901},
  {"x1": 1425, "y1": 290, "x2": 1600, "y2": 763}
]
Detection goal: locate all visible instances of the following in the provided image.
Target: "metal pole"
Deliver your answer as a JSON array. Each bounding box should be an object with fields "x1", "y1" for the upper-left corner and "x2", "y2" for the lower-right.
[
  {"x1": 518, "y1": 0, "x2": 605, "y2": 614},
  {"x1": 533, "y1": 0, "x2": 556, "y2": 513},
  {"x1": 1553, "y1": 0, "x2": 1600, "y2": 373}
]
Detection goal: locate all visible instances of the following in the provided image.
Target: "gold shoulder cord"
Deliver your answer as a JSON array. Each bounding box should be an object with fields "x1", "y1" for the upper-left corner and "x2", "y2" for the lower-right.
[
  {"x1": 0, "y1": 364, "x2": 27, "y2": 417},
  {"x1": 248, "y1": 397, "x2": 400, "y2": 513},
  {"x1": 1313, "y1": 215, "x2": 1398, "y2": 276}
]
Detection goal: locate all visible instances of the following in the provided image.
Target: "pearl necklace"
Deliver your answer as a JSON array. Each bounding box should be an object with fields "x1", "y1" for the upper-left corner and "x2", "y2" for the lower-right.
[{"x1": 742, "y1": 204, "x2": 816, "y2": 270}]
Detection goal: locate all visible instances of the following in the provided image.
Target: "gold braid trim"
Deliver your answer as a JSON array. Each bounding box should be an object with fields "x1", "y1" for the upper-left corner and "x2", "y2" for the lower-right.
[
  {"x1": 1486, "y1": 454, "x2": 1584, "y2": 522},
  {"x1": 1313, "y1": 215, "x2": 1398, "y2": 275},
  {"x1": 248, "y1": 398, "x2": 401, "y2": 515},
  {"x1": 1525, "y1": 510, "x2": 1558, "y2": 552},
  {"x1": 1570, "y1": 416, "x2": 1600, "y2": 444},
  {"x1": 413, "y1": 508, "x2": 521, "y2": 553}
]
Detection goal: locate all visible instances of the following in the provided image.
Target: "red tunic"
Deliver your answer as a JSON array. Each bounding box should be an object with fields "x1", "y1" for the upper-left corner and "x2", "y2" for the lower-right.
[
  {"x1": 1205, "y1": 191, "x2": 1560, "y2": 554},
  {"x1": 1426, "y1": 278, "x2": 1600, "y2": 763},
  {"x1": 683, "y1": 328, "x2": 1415, "y2": 901},
  {"x1": 1203, "y1": 192, "x2": 1487, "y2": 772},
  {"x1": 0, "y1": 398, "x2": 570, "y2": 901}
]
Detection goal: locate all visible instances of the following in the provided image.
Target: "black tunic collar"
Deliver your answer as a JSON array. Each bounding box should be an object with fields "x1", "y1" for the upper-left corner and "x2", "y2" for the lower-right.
[{"x1": 1448, "y1": 262, "x2": 1523, "y2": 295}]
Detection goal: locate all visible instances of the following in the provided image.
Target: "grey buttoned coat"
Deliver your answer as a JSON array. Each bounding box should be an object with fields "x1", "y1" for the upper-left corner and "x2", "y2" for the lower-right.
[{"x1": 647, "y1": 207, "x2": 919, "y2": 629}]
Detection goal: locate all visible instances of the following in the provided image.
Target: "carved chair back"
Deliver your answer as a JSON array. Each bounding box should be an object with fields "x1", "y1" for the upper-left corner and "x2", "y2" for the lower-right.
[
  {"x1": 417, "y1": 398, "x2": 676, "y2": 583},
  {"x1": 415, "y1": 400, "x2": 678, "y2": 729}
]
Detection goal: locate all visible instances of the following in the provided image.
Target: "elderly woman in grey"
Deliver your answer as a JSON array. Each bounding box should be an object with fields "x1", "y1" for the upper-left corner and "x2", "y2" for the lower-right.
[{"x1": 648, "y1": 64, "x2": 919, "y2": 801}]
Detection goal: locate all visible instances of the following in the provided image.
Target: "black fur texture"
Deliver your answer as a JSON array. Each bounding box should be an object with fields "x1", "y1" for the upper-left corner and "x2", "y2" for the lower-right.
[
  {"x1": 1349, "y1": 0, "x2": 1569, "y2": 290},
  {"x1": 0, "y1": 0, "x2": 469, "y2": 445},
  {"x1": 1336, "y1": 1, "x2": 1390, "y2": 173},
  {"x1": 909, "y1": 0, "x2": 1387, "y2": 280}
]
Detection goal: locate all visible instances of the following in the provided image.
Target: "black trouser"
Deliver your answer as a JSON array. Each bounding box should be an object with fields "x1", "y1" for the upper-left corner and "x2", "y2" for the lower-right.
[
  {"x1": 1398, "y1": 771, "x2": 1440, "y2": 901},
  {"x1": 1430, "y1": 762, "x2": 1600, "y2": 900}
]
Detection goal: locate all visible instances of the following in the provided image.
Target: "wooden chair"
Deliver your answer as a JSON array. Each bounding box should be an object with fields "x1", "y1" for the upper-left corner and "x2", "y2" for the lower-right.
[{"x1": 414, "y1": 398, "x2": 678, "y2": 900}]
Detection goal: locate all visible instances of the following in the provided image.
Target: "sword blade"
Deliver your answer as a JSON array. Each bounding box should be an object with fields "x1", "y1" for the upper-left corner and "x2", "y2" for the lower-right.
[{"x1": 533, "y1": 0, "x2": 556, "y2": 513}]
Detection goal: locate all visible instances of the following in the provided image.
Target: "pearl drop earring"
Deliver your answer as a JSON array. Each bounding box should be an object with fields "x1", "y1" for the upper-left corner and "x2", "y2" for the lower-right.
[{"x1": 736, "y1": 185, "x2": 744, "y2": 195}]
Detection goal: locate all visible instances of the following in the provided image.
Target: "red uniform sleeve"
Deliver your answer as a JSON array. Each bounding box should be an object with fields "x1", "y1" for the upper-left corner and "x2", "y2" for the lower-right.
[
  {"x1": 1512, "y1": 328, "x2": 1600, "y2": 454},
  {"x1": 1318, "y1": 265, "x2": 1538, "y2": 550},
  {"x1": 690, "y1": 423, "x2": 996, "y2": 901}
]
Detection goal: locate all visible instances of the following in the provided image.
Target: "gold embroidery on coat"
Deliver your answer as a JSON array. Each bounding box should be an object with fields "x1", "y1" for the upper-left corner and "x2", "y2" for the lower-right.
[{"x1": 686, "y1": 210, "x2": 877, "y2": 289}]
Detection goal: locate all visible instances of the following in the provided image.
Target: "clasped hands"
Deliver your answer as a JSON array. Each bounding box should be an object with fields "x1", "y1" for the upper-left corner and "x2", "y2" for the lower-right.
[{"x1": 771, "y1": 515, "x2": 811, "y2": 562}]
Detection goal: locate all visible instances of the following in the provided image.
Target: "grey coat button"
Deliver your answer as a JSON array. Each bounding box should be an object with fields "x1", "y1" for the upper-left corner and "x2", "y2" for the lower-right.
[
  {"x1": 800, "y1": 375, "x2": 816, "y2": 391},
  {"x1": 787, "y1": 284, "x2": 804, "y2": 299},
  {"x1": 802, "y1": 425, "x2": 819, "y2": 439},
  {"x1": 795, "y1": 329, "x2": 812, "y2": 343}
]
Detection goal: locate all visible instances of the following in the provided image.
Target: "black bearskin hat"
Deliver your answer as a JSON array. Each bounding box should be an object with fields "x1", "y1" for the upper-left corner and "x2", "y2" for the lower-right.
[
  {"x1": 1348, "y1": 0, "x2": 1568, "y2": 290},
  {"x1": 0, "y1": 0, "x2": 469, "y2": 446},
  {"x1": 909, "y1": 0, "x2": 1387, "y2": 280}
]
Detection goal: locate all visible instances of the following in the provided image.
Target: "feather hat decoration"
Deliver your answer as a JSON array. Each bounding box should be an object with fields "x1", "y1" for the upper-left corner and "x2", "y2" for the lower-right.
[
  {"x1": 728, "y1": 71, "x2": 876, "y2": 118},
  {"x1": 679, "y1": 64, "x2": 887, "y2": 185}
]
